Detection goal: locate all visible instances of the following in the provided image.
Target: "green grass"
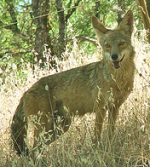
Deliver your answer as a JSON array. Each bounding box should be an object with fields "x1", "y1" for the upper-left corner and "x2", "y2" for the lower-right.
[{"x1": 0, "y1": 35, "x2": 150, "y2": 167}]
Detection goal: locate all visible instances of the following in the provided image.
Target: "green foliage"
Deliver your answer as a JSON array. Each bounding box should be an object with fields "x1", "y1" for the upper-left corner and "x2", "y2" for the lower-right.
[{"x1": 0, "y1": 0, "x2": 146, "y2": 82}]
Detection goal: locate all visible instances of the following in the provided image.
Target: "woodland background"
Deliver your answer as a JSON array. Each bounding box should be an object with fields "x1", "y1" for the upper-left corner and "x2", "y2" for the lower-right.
[
  {"x1": 0, "y1": 0, "x2": 149, "y2": 74},
  {"x1": 0, "y1": 0, "x2": 150, "y2": 166}
]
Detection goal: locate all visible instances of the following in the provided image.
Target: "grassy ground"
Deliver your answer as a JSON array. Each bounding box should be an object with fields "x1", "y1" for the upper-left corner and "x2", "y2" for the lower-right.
[{"x1": 0, "y1": 36, "x2": 150, "y2": 167}]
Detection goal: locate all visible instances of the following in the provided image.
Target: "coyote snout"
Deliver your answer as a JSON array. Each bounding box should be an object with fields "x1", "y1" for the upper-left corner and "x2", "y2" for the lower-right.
[
  {"x1": 111, "y1": 53, "x2": 124, "y2": 69},
  {"x1": 111, "y1": 53, "x2": 125, "y2": 69},
  {"x1": 11, "y1": 10, "x2": 135, "y2": 160}
]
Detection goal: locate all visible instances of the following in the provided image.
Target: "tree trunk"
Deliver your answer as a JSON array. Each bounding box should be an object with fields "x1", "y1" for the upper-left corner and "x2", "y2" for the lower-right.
[
  {"x1": 138, "y1": 0, "x2": 150, "y2": 43},
  {"x1": 32, "y1": 0, "x2": 53, "y2": 66},
  {"x1": 95, "y1": 1, "x2": 100, "y2": 18},
  {"x1": 117, "y1": 0, "x2": 126, "y2": 25},
  {"x1": 55, "y1": 0, "x2": 82, "y2": 58},
  {"x1": 146, "y1": 0, "x2": 150, "y2": 17},
  {"x1": 55, "y1": 0, "x2": 66, "y2": 58}
]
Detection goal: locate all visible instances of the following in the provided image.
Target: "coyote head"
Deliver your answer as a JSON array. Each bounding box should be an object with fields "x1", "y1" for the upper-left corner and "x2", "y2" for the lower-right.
[{"x1": 92, "y1": 10, "x2": 133, "y2": 69}]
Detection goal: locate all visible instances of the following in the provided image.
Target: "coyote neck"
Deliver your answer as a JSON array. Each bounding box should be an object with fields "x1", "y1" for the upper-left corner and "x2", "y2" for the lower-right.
[{"x1": 110, "y1": 60, "x2": 134, "y2": 81}]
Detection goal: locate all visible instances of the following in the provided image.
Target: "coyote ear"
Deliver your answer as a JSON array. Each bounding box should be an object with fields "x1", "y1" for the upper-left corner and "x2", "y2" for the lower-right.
[
  {"x1": 119, "y1": 10, "x2": 133, "y2": 36},
  {"x1": 92, "y1": 16, "x2": 109, "y2": 39}
]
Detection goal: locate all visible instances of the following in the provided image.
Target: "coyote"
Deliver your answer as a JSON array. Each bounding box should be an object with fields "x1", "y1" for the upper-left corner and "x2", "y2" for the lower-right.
[{"x1": 11, "y1": 10, "x2": 135, "y2": 159}]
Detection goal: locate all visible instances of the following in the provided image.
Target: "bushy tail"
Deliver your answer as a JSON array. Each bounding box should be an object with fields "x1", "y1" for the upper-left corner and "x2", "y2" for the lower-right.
[{"x1": 11, "y1": 97, "x2": 29, "y2": 155}]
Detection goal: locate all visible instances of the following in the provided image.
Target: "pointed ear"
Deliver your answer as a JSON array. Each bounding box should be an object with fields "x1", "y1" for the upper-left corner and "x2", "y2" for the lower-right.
[
  {"x1": 119, "y1": 10, "x2": 134, "y2": 36},
  {"x1": 92, "y1": 16, "x2": 109, "y2": 40}
]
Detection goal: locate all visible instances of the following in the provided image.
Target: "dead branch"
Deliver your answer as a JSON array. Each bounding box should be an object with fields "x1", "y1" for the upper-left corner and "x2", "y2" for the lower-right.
[
  {"x1": 67, "y1": 35, "x2": 98, "y2": 47},
  {"x1": 138, "y1": 0, "x2": 150, "y2": 43},
  {"x1": 0, "y1": 51, "x2": 32, "y2": 58},
  {"x1": 65, "y1": 0, "x2": 82, "y2": 22}
]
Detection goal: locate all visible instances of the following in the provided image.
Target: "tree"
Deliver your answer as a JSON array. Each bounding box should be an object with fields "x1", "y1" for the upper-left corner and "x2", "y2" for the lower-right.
[
  {"x1": 32, "y1": 0, "x2": 82, "y2": 66},
  {"x1": 0, "y1": 0, "x2": 142, "y2": 71},
  {"x1": 32, "y1": 0, "x2": 53, "y2": 66},
  {"x1": 138, "y1": 0, "x2": 150, "y2": 43},
  {"x1": 146, "y1": 0, "x2": 150, "y2": 17},
  {"x1": 55, "y1": 0, "x2": 65, "y2": 58}
]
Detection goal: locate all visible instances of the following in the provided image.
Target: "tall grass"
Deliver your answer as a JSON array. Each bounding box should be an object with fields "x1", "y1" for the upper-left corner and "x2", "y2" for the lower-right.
[{"x1": 0, "y1": 34, "x2": 150, "y2": 167}]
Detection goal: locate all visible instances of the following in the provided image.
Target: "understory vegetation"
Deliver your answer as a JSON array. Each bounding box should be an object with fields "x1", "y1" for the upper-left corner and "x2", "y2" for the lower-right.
[{"x1": 0, "y1": 32, "x2": 150, "y2": 166}]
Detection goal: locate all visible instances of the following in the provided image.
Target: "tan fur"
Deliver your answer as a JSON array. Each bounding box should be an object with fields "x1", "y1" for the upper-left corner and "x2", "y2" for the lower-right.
[{"x1": 11, "y1": 10, "x2": 135, "y2": 159}]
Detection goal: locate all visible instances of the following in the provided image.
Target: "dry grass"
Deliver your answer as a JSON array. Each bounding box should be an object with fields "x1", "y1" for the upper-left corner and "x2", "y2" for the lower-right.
[{"x1": 0, "y1": 34, "x2": 150, "y2": 167}]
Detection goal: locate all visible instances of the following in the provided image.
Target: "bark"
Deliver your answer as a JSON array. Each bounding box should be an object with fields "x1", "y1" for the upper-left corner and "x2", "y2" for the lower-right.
[
  {"x1": 117, "y1": 0, "x2": 126, "y2": 25},
  {"x1": 65, "y1": 0, "x2": 82, "y2": 22},
  {"x1": 5, "y1": 0, "x2": 20, "y2": 34},
  {"x1": 4, "y1": 0, "x2": 30, "y2": 42},
  {"x1": 95, "y1": 1, "x2": 100, "y2": 18},
  {"x1": 55, "y1": 0, "x2": 82, "y2": 58},
  {"x1": 55, "y1": 0, "x2": 65, "y2": 58},
  {"x1": 138, "y1": 0, "x2": 150, "y2": 43},
  {"x1": 32, "y1": 0, "x2": 53, "y2": 65},
  {"x1": 146, "y1": 0, "x2": 150, "y2": 17}
]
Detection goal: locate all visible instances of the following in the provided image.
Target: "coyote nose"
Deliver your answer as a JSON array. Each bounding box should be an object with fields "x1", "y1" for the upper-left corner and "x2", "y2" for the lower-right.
[{"x1": 111, "y1": 54, "x2": 118, "y2": 60}]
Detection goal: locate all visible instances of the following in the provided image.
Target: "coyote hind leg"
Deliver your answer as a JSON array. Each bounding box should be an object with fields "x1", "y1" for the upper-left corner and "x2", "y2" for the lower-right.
[
  {"x1": 52, "y1": 100, "x2": 72, "y2": 140},
  {"x1": 32, "y1": 113, "x2": 53, "y2": 160},
  {"x1": 32, "y1": 100, "x2": 71, "y2": 160}
]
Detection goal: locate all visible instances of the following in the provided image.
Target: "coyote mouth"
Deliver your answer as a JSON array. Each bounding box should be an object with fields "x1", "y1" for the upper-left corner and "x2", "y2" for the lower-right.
[{"x1": 113, "y1": 55, "x2": 124, "y2": 69}]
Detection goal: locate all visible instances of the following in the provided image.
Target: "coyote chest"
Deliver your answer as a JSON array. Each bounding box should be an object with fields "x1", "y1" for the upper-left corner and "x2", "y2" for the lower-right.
[{"x1": 95, "y1": 66, "x2": 134, "y2": 110}]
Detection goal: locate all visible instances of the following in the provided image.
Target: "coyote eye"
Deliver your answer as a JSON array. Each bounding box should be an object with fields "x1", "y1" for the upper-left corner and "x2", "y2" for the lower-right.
[
  {"x1": 119, "y1": 42, "x2": 125, "y2": 46},
  {"x1": 105, "y1": 44, "x2": 111, "y2": 48}
]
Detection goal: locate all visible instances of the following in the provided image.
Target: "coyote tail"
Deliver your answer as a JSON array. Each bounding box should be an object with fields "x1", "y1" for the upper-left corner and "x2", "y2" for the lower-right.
[{"x1": 11, "y1": 97, "x2": 29, "y2": 155}]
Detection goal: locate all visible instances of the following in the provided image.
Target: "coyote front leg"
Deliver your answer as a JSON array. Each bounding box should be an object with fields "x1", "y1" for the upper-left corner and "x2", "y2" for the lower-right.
[
  {"x1": 94, "y1": 108, "x2": 107, "y2": 144},
  {"x1": 108, "y1": 106, "x2": 119, "y2": 140}
]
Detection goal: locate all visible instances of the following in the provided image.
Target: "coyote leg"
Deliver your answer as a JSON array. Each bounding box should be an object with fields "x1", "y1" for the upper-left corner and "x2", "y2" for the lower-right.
[
  {"x1": 32, "y1": 100, "x2": 71, "y2": 161},
  {"x1": 108, "y1": 106, "x2": 119, "y2": 140},
  {"x1": 94, "y1": 108, "x2": 107, "y2": 145},
  {"x1": 31, "y1": 113, "x2": 52, "y2": 161}
]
